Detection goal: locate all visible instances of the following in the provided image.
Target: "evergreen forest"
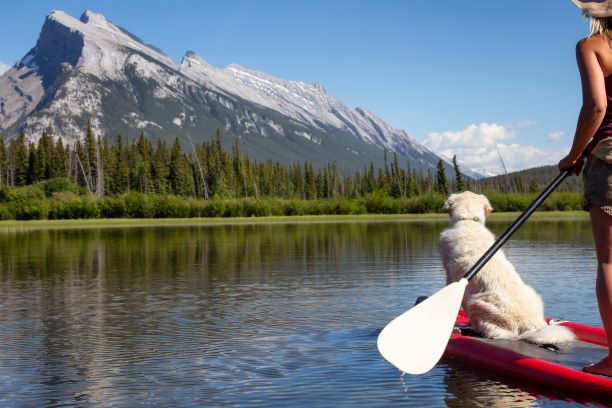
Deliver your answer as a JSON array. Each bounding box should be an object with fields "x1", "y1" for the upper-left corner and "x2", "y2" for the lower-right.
[{"x1": 0, "y1": 126, "x2": 584, "y2": 220}]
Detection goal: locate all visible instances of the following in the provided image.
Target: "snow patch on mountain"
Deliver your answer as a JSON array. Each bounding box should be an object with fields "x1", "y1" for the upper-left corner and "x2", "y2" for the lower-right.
[
  {"x1": 180, "y1": 52, "x2": 430, "y2": 157},
  {"x1": 172, "y1": 112, "x2": 186, "y2": 127},
  {"x1": 122, "y1": 112, "x2": 163, "y2": 130},
  {"x1": 50, "y1": 10, "x2": 175, "y2": 79}
]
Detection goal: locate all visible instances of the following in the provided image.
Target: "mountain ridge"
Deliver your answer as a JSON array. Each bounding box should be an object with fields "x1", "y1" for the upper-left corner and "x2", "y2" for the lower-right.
[{"x1": 0, "y1": 9, "x2": 480, "y2": 176}]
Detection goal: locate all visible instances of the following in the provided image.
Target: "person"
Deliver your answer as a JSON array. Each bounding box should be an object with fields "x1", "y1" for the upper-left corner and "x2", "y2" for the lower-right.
[{"x1": 559, "y1": 0, "x2": 612, "y2": 377}]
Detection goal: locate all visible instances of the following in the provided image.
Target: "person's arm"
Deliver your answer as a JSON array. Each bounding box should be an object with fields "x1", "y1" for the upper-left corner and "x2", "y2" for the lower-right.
[{"x1": 558, "y1": 38, "x2": 607, "y2": 174}]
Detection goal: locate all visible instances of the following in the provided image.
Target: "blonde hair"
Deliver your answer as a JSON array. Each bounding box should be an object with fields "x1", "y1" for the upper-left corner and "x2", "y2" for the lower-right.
[{"x1": 588, "y1": 14, "x2": 612, "y2": 36}]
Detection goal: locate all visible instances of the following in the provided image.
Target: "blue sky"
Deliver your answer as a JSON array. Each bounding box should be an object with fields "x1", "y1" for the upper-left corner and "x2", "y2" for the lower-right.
[{"x1": 0, "y1": 1, "x2": 593, "y2": 173}]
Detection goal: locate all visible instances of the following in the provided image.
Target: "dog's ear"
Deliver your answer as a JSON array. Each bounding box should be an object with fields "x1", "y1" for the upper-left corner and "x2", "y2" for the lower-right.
[
  {"x1": 480, "y1": 195, "x2": 493, "y2": 216},
  {"x1": 443, "y1": 194, "x2": 458, "y2": 214}
]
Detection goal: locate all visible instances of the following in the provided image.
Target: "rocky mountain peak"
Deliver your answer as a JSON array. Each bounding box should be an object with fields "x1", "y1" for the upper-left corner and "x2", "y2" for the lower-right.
[
  {"x1": 80, "y1": 9, "x2": 111, "y2": 26},
  {"x1": 0, "y1": 9, "x2": 468, "y2": 176}
]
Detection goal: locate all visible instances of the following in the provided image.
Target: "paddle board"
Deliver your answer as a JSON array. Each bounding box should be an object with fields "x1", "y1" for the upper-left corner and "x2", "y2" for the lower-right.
[{"x1": 444, "y1": 310, "x2": 612, "y2": 399}]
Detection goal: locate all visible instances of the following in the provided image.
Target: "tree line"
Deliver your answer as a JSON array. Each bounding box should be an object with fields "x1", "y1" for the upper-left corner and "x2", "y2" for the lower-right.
[
  {"x1": 0, "y1": 125, "x2": 475, "y2": 200},
  {"x1": 1, "y1": 123, "x2": 577, "y2": 201}
]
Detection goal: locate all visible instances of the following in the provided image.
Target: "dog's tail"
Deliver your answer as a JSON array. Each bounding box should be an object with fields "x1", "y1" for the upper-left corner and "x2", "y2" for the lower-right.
[{"x1": 517, "y1": 324, "x2": 576, "y2": 345}]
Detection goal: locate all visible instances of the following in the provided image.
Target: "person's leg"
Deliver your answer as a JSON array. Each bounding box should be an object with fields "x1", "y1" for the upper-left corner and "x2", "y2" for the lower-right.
[{"x1": 585, "y1": 206, "x2": 612, "y2": 376}]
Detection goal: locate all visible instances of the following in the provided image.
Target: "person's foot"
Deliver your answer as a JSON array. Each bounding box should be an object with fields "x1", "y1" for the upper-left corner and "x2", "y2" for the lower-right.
[{"x1": 583, "y1": 357, "x2": 612, "y2": 377}]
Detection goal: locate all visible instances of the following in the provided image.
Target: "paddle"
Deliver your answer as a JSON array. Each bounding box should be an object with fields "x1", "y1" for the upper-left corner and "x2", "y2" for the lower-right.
[{"x1": 377, "y1": 143, "x2": 593, "y2": 375}]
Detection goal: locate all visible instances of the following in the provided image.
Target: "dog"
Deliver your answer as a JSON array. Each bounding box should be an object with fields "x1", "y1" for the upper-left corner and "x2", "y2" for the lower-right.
[{"x1": 439, "y1": 191, "x2": 575, "y2": 345}]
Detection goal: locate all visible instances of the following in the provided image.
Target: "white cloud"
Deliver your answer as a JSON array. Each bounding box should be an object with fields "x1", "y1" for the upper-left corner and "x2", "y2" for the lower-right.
[
  {"x1": 514, "y1": 119, "x2": 537, "y2": 129},
  {"x1": 547, "y1": 131, "x2": 565, "y2": 142},
  {"x1": 423, "y1": 123, "x2": 568, "y2": 175},
  {"x1": 0, "y1": 61, "x2": 9, "y2": 75}
]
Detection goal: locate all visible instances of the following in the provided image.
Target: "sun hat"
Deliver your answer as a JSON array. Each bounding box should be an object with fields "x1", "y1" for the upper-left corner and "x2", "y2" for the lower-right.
[{"x1": 572, "y1": 0, "x2": 612, "y2": 17}]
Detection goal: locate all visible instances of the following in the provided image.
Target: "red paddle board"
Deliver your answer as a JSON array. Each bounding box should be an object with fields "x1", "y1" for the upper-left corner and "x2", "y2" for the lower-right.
[{"x1": 444, "y1": 310, "x2": 612, "y2": 399}]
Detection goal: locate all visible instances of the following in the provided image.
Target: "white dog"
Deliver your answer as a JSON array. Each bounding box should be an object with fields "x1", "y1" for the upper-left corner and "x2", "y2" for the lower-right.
[{"x1": 439, "y1": 191, "x2": 575, "y2": 345}]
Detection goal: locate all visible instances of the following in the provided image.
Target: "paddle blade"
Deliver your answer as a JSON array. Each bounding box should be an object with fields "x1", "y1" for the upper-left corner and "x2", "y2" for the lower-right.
[{"x1": 377, "y1": 278, "x2": 468, "y2": 375}]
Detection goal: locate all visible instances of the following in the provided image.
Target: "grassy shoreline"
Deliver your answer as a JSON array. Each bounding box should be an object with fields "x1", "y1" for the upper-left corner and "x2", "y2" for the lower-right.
[{"x1": 0, "y1": 211, "x2": 589, "y2": 231}]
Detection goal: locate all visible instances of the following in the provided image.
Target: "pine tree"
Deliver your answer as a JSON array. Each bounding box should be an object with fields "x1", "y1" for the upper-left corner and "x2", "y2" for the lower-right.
[
  {"x1": 84, "y1": 122, "x2": 97, "y2": 192},
  {"x1": 132, "y1": 132, "x2": 153, "y2": 194},
  {"x1": 95, "y1": 135, "x2": 105, "y2": 197},
  {"x1": 363, "y1": 162, "x2": 376, "y2": 195},
  {"x1": 36, "y1": 128, "x2": 53, "y2": 180},
  {"x1": 26, "y1": 143, "x2": 37, "y2": 184},
  {"x1": 108, "y1": 135, "x2": 129, "y2": 194},
  {"x1": 452, "y1": 155, "x2": 465, "y2": 192},
  {"x1": 73, "y1": 140, "x2": 92, "y2": 193},
  {"x1": 304, "y1": 161, "x2": 316, "y2": 199},
  {"x1": 383, "y1": 148, "x2": 391, "y2": 194},
  {"x1": 0, "y1": 138, "x2": 6, "y2": 185},
  {"x1": 11, "y1": 134, "x2": 29, "y2": 186},
  {"x1": 390, "y1": 152, "x2": 403, "y2": 198},
  {"x1": 169, "y1": 137, "x2": 193, "y2": 196},
  {"x1": 152, "y1": 139, "x2": 171, "y2": 194},
  {"x1": 435, "y1": 159, "x2": 448, "y2": 196},
  {"x1": 232, "y1": 138, "x2": 248, "y2": 197},
  {"x1": 290, "y1": 162, "x2": 304, "y2": 199},
  {"x1": 52, "y1": 137, "x2": 69, "y2": 180}
]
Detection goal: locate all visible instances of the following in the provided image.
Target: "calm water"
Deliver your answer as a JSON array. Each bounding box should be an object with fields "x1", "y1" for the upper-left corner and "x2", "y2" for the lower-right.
[{"x1": 0, "y1": 218, "x2": 606, "y2": 407}]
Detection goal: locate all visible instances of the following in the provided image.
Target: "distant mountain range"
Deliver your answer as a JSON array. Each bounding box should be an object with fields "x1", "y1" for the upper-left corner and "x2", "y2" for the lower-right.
[
  {"x1": 0, "y1": 10, "x2": 484, "y2": 177},
  {"x1": 476, "y1": 164, "x2": 582, "y2": 193}
]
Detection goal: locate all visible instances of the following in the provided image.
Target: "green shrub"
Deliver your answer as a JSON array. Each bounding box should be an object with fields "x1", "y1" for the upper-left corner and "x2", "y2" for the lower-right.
[
  {"x1": 243, "y1": 198, "x2": 281, "y2": 217},
  {"x1": 201, "y1": 200, "x2": 226, "y2": 217},
  {"x1": 99, "y1": 196, "x2": 127, "y2": 218},
  {"x1": 150, "y1": 195, "x2": 191, "y2": 218},
  {"x1": 38, "y1": 178, "x2": 79, "y2": 197},
  {"x1": 48, "y1": 197, "x2": 100, "y2": 219},
  {"x1": 407, "y1": 194, "x2": 445, "y2": 213},
  {"x1": 0, "y1": 204, "x2": 14, "y2": 220},
  {"x1": 186, "y1": 198, "x2": 206, "y2": 218},
  {"x1": 363, "y1": 190, "x2": 396, "y2": 214},
  {"x1": 322, "y1": 199, "x2": 364, "y2": 215},
  {"x1": 485, "y1": 192, "x2": 582, "y2": 212},
  {"x1": 0, "y1": 188, "x2": 588, "y2": 221},
  {"x1": 222, "y1": 199, "x2": 245, "y2": 217},
  {"x1": 284, "y1": 199, "x2": 306, "y2": 216},
  {"x1": 122, "y1": 193, "x2": 155, "y2": 218},
  {"x1": 12, "y1": 199, "x2": 49, "y2": 220},
  {"x1": 0, "y1": 185, "x2": 12, "y2": 203},
  {"x1": 1, "y1": 185, "x2": 45, "y2": 203},
  {"x1": 540, "y1": 192, "x2": 581, "y2": 211}
]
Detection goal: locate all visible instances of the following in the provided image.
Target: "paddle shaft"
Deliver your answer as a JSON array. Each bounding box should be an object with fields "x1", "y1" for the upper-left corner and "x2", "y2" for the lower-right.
[{"x1": 463, "y1": 146, "x2": 592, "y2": 282}]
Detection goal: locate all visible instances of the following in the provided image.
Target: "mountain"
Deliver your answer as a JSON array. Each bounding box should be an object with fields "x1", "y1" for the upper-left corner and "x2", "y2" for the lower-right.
[
  {"x1": 475, "y1": 164, "x2": 582, "y2": 193},
  {"x1": 0, "y1": 9, "x2": 474, "y2": 175}
]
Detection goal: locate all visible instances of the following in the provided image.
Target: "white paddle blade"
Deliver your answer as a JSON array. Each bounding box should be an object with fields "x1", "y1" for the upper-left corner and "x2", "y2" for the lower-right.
[{"x1": 377, "y1": 278, "x2": 468, "y2": 375}]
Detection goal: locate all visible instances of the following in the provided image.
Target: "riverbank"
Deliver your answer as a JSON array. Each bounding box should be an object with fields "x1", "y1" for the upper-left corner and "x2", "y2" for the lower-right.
[
  {"x1": 0, "y1": 188, "x2": 584, "y2": 222},
  {"x1": 0, "y1": 211, "x2": 589, "y2": 231}
]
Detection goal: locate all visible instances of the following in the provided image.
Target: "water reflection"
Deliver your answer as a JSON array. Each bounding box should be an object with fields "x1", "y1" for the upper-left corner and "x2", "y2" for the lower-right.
[
  {"x1": 441, "y1": 364, "x2": 537, "y2": 408},
  {"x1": 0, "y1": 218, "x2": 603, "y2": 406}
]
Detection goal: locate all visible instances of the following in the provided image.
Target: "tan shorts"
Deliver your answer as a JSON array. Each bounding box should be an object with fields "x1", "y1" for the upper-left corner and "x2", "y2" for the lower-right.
[{"x1": 583, "y1": 155, "x2": 612, "y2": 216}]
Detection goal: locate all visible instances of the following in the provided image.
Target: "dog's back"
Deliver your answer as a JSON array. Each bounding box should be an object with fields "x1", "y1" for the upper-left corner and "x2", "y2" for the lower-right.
[
  {"x1": 440, "y1": 219, "x2": 495, "y2": 285},
  {"x1": 440, "y1": 192, "x2": 575, "y2": 345}
]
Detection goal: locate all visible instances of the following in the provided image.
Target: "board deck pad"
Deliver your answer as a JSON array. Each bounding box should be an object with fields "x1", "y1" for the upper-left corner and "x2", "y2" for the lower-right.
[{"x1": 468, "y1": 336, "x2": 607, "y2": 371}]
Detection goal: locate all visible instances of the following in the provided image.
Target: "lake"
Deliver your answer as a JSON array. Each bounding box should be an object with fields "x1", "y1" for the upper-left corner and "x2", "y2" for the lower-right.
[{"x1": 0, "y1": 217, "x2": 606, "y2": 407}]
